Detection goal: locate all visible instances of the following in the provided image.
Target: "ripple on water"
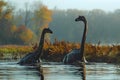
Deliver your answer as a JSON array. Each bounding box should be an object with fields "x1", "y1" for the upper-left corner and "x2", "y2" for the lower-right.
[
  {"x1": 0, "y1": 61, "x2": 120, "y2": 80},
  {"x1": 0, "y1": 61, "x2": 41, "y2": 80}
]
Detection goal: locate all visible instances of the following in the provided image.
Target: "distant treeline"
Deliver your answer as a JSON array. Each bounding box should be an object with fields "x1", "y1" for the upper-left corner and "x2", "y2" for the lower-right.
[
  {"x1": 0, "y1": 1, "x2": 52, "y2": 45},
  {"x1": 0, "y1": 0, "x2": 120, "y2": 45},
  {"x1": 50, "y1": 9, "x2": 120, "y2": 44}
]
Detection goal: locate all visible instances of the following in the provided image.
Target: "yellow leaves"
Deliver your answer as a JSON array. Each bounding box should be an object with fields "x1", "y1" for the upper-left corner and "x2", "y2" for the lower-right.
[
  {"x1": 0, "y1": 1, "x2": 6, "y2": 12},
  {"x1": 10, "y1": 25, "x2": 17, "y2": 33},
  {"x1": 36, "y1": 6, "x2": 52, "y2": 22},
  {"x1": 0, "y1": 1, "x2": 12, "y2": 20},
  {"x1": 0, "y1": 1, "x2": 6, "y2": 7},
  {"x1": 4, "y1": 12, "x2": 12, "y2": 20},
  {"x1": 15, "y1": 25, "x2": 34, "y2": 44},
  {"x1": 0, "y1": 45, "x2": 33, "y2": 58},
  {"x1": 19, "y1": 28, "x2": 34, "y2": 43},
  {"x1": 35, "y1": 6, "x2": 52, "y2": 24},
  {"x1": 40, "y1": 6, "x2": 52, "y2": 22},
  {"x1": 34, "y1": 5, "x2": 52, "y2": 37}
]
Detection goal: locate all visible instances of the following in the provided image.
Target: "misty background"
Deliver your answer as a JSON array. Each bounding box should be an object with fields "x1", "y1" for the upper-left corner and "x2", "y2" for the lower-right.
[
  {"x1": 50, "y1": 9, "x2": 120, "y2": 44},
  {"x1": 0, "y1": 0, "x2": 120, "y2": 45},
  {"x1": 15, "y1": 8, "x2": 120, "y2": 44}
]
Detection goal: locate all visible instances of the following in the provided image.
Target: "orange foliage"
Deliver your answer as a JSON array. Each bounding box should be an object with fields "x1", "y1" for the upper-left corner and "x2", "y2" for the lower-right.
[
  {"x1": 10, "y1": 25, "x2": 17, "y2": 33},
  {"x1": 19, "y1": 28, "x2": 34, "y2": 43},
  {"x1": 0, "y1": 1, "x2": 7, "y2": 14},
  {"x1": 4, "y1": 10, "x2": 12, "y2": 20},
  {"x1": 0, "y1": 40, "x2": 120, "y2": 63},
  {"x1": 16, "y1": 25, "x2": 34, "y2": 44},
  {"x1": 36, "y1": 6, "x2": 52, "y2": 23},
  {"x1": 43, "y1": 39, "x2": 120, "y2": 63},
  {"x1": 16, "y1": 25, "x2": 27, "y2": 33}
]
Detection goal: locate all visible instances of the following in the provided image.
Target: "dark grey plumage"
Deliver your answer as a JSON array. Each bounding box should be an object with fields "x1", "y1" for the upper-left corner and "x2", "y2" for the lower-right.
[
  {"x1": 63, "y1": 16, "x2": 88, "y2": 64},
  {"x1": 18, "y1": 28, "x2": 53, "y2": 65}
]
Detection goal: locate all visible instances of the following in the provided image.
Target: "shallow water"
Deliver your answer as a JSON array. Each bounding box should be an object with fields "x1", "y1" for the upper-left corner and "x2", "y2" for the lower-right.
[{"x1": 0, "y1": 60, "x2": 120, "y2": 80}]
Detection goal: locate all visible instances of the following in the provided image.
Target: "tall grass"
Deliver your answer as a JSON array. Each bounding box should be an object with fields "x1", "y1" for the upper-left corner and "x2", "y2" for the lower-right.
[
  {"x1": 0, "y1": 40, "x2": 120, "y2": 63},
  {"x1": 43, "y1": 39, "x2": 120, "y2": 63},
  {"x1": 0, "y1": 45, "x2": 33, "y2": 59}
]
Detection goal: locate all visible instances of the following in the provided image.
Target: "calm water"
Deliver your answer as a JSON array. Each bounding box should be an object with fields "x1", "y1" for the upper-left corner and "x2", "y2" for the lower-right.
[{"x1": 0, "y1": 60, "x2": 120, "y2": 80}]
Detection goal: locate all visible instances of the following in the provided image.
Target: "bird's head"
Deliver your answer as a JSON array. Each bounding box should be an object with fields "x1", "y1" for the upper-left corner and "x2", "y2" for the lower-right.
[
  {"x1": 75, "y1": 16, "x2": 87, "y2": 23},
  {"x1": 43, "y1": 28, "x2": 53, "y2": 34}
]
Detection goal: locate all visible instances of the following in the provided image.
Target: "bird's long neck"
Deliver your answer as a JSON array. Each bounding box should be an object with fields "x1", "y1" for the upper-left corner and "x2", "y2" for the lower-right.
[
  {"x1": 36, "y1": 31, "x2": 45, "y2": 57},
  {"x1": 80, "y1": 22, "x2": 88, "y2": 56}
]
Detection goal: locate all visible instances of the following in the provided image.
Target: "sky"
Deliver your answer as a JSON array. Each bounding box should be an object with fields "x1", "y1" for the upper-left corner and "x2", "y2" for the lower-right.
[{"x1": 5, "y1": 0, "x2": 120, "y2": 12}]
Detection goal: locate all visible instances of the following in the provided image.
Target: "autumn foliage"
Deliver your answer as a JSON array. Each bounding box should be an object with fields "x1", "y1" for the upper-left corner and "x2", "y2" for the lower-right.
[
  {"x1": 42, "y1": 39, "x2": 120, "y2": 63},
  {"x1": 0, "y1": 40, "x2": 120, "y2": 63},
  {"x1": 0, "y1": 1, "x2": 52, "y2": 45}
]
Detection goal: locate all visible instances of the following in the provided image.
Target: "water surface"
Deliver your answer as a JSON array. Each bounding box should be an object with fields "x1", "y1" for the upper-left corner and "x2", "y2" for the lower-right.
[{"x1": 0, "y1": 60, "x2": 120, "y2": 80}]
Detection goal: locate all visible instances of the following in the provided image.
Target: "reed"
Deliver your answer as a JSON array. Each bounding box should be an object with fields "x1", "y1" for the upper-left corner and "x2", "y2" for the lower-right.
[{"x1": 0, "y1": 41, "x2": 120, "y2": 63}]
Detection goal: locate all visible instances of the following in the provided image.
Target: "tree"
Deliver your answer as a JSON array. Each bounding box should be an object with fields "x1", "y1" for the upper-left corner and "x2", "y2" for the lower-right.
[
  {"x1": 0, "y1": 0, "x2": 7, "y2": 18},
  {"x1": 34, "y1": 6, "x2": 52, "y2": 36},
  {"x1": 0, "y1": 0, "x2": 14, "y2": 44},
  {"x1": 15, "y1": 25, "x2": 34, "y2": 44}
]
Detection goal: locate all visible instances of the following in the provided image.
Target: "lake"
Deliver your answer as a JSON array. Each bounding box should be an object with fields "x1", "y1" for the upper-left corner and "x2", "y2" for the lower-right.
[{"x1": 0, "y1": 60, "x2": 120, "y2": 80}]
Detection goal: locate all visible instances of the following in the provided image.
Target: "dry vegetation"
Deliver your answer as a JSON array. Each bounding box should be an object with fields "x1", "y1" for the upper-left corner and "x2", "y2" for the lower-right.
[
  {"x1": 0, "y1": 40, "x2": 120, "y2": 63},
  {"x1": 43, "y1": 40, "x2": 120, "y2": 63},
  {"x1": 0, "y1": 45, "x2": 33, "y2": 59}
]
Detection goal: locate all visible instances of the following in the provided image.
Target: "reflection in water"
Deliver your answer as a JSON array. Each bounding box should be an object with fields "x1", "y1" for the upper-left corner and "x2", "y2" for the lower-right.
[
  {"x1": 42, "y1": 62, "x2": 87, "y2": 80},
  {"x1": 79, "y1": 63, "x2": 86, "y2": 80},
  {"x1": 75, "y1": 63, "x2": 86, "y2": 80},
  {"x1": 0, "y1": 61, "x2": 120, "y2": 80},
  {"x1": 0, "y1": 61, "x2": 44, "y2": 80},
  {"x1": 36, "y1": 65, "x2": 44, "y2": 80},
  {"x1": 21, "y1": 65, "x2": 44, "y2": 80}
]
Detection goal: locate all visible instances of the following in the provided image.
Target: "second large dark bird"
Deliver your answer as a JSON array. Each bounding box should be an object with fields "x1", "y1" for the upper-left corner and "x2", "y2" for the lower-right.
[
  {"x1": 18, "y1": 28, "x2": 53, "y2": 65},
  {"x1": 63, "y1": 16, "x2": 88, "y2": 64}
]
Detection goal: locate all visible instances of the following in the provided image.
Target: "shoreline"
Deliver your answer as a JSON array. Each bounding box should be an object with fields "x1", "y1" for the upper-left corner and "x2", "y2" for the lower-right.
[{"x1": 0, "y1": 43, "x2": 120, "y2": 64}]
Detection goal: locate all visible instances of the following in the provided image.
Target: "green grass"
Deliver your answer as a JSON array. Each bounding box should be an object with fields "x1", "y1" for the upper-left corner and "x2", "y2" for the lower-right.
[{"x1": 0, "y1": 45, "x2": 33, "y2": 59}]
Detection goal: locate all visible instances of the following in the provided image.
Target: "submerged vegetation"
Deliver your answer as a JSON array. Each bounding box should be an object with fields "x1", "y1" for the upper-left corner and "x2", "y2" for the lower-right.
[{"x1": 0, "y1": 40, "x2": 120, "y2": 63}]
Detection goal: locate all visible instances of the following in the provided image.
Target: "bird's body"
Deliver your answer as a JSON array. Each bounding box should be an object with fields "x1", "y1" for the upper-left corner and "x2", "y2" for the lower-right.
[
  {"x1": 18, "y1": 51, "x2": 39, "y2": 65},
  {"x1": 18, "y1": 28, "x2": 53, "y2": 65},
  {"x1": 63, "y1": 49, "x2": 87, "y2": 64},
  {"x1": 63, "y1": 16, "x2": 88, "y2": 64},
  {"x1": 63, "y1": 49, "x2": 81, "y2": 64}
]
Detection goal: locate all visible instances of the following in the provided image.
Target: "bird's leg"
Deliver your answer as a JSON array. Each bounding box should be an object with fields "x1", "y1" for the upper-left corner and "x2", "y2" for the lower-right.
[
  {"x1": 81, "y1": 57, "x2": 85, "y2": 62},
  {"x1": 83, "y1": 56, "x2": 87, "y2": 63},
  {"x1": 38, "y1": 58, "x2": 40, "y2": 62}
]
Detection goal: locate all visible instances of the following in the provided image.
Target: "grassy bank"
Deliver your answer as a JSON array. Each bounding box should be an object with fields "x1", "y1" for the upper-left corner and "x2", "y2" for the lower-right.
[
  {"x1": 0, "y1": 41, "x2": 120, "y2": 63},
  {"x1": 0, "y1": 45, "x2": 33, "y2": 59}
]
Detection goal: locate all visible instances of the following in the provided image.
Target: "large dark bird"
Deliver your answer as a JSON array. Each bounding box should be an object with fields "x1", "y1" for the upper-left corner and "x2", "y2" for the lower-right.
[
  {"x1": 18, "y1": 28, "x2": 53, "y2": 65},
  {"x1": 63, "y1": 16, "x2": 88, "y2": 64}
]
